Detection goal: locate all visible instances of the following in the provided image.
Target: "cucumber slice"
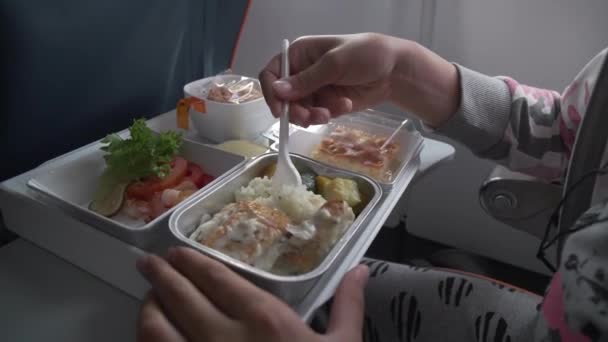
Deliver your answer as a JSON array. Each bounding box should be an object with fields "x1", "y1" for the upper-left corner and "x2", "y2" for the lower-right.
[{"x1": 89, "y1": 182, "x2": 128, "y2": 217}]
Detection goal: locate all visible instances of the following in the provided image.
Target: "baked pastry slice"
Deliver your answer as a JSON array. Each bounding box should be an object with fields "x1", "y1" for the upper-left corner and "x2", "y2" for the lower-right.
[{"x1": 311, "y1": 126, "x2": 399, "y2": 181}]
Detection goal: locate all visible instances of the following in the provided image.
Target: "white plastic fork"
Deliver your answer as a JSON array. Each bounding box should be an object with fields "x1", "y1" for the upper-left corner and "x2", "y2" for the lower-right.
[{"x1": 272, "y1": 39, "x2": 302, "y2": 190}]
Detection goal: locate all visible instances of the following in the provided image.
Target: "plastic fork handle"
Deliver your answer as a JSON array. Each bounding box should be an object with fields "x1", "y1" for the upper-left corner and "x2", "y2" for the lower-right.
[{"x1": 278, "y1": 39, "x2": 290, "y2": 156}]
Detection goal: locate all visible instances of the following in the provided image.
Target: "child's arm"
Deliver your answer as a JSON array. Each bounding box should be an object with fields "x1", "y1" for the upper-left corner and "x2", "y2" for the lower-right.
[{"x1": 432, "y1": 49, "x2": 607, "y2": 181}]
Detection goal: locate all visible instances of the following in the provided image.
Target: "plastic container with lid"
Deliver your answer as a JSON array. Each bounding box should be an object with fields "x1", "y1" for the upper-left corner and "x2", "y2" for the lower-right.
[
  {"x1": 183, "y1": 75, "x2": 277, "y2": 143},
  {"x1": 270, "y1": 109, "x2": 424, "y2": 189}
]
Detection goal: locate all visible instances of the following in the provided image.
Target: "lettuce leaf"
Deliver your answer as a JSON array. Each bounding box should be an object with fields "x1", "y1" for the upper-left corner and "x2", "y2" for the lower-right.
[{"x1": 100, "y1": 119, "x2": 182, "y2": 183}]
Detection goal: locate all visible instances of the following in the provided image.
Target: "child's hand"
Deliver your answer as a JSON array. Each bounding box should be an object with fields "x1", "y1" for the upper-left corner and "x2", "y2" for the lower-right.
[
  {"x1": 259, "y1": 33, "x2": 459, "y2": 128},
  {"x1": 259, "y1": 33, "x2": 401, "y2": 127},
  {"x1": 136, "y1": 247, "x2": 369, "y2": 342}
]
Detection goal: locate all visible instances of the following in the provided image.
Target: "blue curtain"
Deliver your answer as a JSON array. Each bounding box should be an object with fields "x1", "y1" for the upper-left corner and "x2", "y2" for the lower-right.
[{"x1": 0, "y1": 0, "x2": 249, "y2": 180}]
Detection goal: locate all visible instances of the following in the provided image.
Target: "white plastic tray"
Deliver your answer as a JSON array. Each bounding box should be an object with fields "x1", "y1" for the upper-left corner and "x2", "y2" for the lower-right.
[{"x1": 0, "y1": 110, "x2": 421, "y2": 321}]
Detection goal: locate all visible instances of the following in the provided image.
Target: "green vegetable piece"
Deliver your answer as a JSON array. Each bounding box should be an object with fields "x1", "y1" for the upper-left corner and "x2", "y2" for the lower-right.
[
  {"x1": 91, "y1": 119, "x2": 182, "y2": 213},
  {"x1": 99, "y1": 118, "x2": 183, "y2": 183},
  {"x1": 316, "y1": 176, "x2": 332, "y2": 195},
  {"x1": 320, "y1": 177, "x2": 362, "y2": 208},
  {"x1": 301, "y1": 172, "x2": 316, "y2": 193}
]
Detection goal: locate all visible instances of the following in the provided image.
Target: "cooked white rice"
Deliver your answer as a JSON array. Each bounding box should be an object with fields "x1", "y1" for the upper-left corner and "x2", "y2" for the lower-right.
[
  {"x1": 190, "y1": 176, "x2": 356, "y2": 274},
  {"x1": 235, "y1": 176, "x2": 326, "y2": 224}
]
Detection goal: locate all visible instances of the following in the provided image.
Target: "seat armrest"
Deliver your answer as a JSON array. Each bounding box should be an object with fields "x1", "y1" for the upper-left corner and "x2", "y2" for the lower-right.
[{"x1": 479, "y1": 166, "x2": 562, "y2": 239}]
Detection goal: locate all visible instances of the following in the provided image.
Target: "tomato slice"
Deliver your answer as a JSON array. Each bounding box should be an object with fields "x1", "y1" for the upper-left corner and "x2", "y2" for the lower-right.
[
  {"x1": 185, "y1": 162, "x2": 205, "y2": 188},
  {"x1": 184, "y1": 162, "x2": 215, "y2": 188},
  {"x1": 127, "y1": 157, "x2": 189, "y2": 200}
]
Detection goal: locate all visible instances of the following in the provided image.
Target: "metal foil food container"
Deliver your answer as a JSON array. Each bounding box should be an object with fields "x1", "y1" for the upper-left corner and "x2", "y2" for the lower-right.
[{"x1": 169, "y1": 153, "x2": 382, "y2": 305}]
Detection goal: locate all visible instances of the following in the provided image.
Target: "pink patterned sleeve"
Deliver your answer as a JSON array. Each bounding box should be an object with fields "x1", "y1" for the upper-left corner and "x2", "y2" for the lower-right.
[
  {"x1": 435, "y1": 49, "x2": 607, "y2": 182},
  {"x1": 495, "y1": 77, "x2": 567, "y2": 180}
]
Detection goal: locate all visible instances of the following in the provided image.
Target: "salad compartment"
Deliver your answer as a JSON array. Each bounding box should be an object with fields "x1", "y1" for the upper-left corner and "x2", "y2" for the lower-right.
[{"x1": 27, "y1": 137, "x2": 246, "y2": 250}]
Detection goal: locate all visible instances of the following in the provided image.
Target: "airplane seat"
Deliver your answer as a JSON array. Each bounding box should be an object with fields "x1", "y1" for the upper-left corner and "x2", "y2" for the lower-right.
[
  {"x1": 423, "y1": 165, "x2": 561, "y2": 293},
  {"x1": 426, "y1": 55, "x2": 608, "y2": 292},
  {"x1": 0, "y1": 0, "x2": 251, "y2": 245},
  {"x1": 0, "y1": 0, "x2": 250, "y2": 182}
]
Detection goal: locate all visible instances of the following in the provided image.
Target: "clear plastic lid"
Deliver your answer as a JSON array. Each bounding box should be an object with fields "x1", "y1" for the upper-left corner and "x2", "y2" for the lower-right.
[
  {"x1": 188, "y1": 70, "x2": 263, "y2": 104},
  {"x1": 269, "y1": 109, "x2": 423, "y2": 186},
  {"x1": 310, "y1": 120, "x2": 403, "y2": 183}
]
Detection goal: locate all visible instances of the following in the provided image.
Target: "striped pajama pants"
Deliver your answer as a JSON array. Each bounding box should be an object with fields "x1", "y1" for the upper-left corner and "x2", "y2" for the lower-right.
[{"x1": 359, "y1": 259, "x2": 542, "y2": 342}]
